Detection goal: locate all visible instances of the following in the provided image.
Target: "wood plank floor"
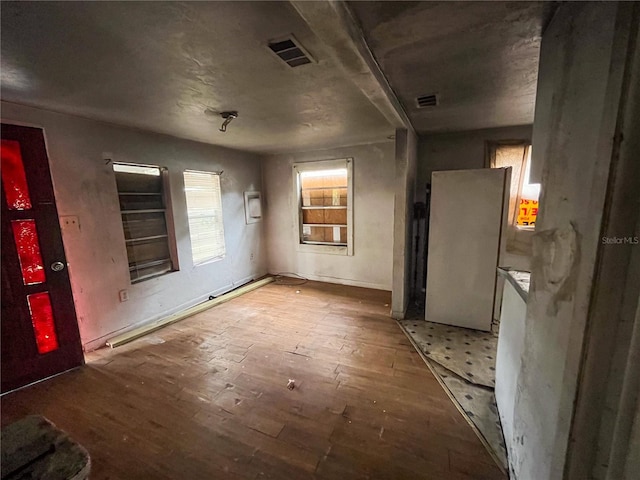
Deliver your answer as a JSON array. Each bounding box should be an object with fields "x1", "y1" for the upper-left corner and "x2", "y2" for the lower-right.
[{"x1": 1, "y1": 281, "x2": 505, "y2": 479}]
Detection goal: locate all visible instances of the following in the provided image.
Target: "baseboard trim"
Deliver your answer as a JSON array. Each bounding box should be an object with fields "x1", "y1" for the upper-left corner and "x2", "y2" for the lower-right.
[
  {"x1": 105, "y1": 276, "x2": 274, "y2": 348},
  {"x1": 271, "y1": 271, "x2": 390, "y2": 292},
  {"x1": 82, "y1": 273, "x2": 260, "y2": 352}
]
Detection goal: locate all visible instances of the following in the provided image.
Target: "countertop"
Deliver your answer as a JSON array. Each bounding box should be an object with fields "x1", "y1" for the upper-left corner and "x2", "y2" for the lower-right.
[{"x1": 497, "y1": 268, "x2": 530, "y2": 302}]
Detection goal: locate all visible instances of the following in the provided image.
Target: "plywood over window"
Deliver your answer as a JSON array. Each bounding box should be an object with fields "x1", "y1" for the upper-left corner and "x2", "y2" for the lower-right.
[{"x1": 293, "y1": 159, "x2": 353, "y2": 256}]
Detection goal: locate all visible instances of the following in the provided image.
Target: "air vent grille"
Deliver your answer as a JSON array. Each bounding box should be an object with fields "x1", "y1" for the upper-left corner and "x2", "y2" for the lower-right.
[
  {"x1": 268, "y1": 36, "x2": 313, "y2": 68},
  {"x1": 416, "y1": 94, "x2": 439, "y2": 108}
]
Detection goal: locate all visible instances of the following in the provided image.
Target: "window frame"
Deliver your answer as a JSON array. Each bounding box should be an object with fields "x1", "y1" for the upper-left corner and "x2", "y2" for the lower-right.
[
  {"x1": 183, "y1": 169, "x2": 226, "y2": 266},
  {"x1": 515, "y1": 146, "x2": 539, "y2": 230},
  {"x1": 485, "y1": 141, "x2": 537, "y2": 256},
  {"x1": 487, "y1": 141, "x2": 540, "y2": 226},
  {"x1": 293, "y1": 158, "x2": 353, "y2": 256},
  {"x1": 112, "y1": 162, "x2": 179, "y2": 284}
]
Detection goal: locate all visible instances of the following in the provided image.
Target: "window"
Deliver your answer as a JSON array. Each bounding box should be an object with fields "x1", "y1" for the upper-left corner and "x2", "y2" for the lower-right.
[
  {"x1": 517, "y1": 148, "x2": 540, "y2": 227},
  {"x1": 488, "y1": 142, "x2": 540, "y2": 228},
  {"x1": 113, "y1": 163, "x2": 177, "y2": 283},
  {"x1": 183, "y1": 170, "x2": 225, "y2": 265},
  {"x1": 294, "y1": 158, "x2": 353, "y2": 255}
]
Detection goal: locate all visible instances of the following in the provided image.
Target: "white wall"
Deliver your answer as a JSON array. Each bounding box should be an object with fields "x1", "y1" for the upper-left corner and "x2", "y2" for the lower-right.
[
  {"x1": 510, "y1": 3, "x2": 630, "y2": 479},
  {"x1": 263, "y1": 142, "x2": 395, "y2": 291},
  {"x1": 2, "y1": 102, "x2": 267, "y2": 351},
  {"x1": 392, "y1": 129, "x2": 418, "y2": 317},
  {"x1": 494, "y1": 279, "x2": 527, "y2": 470}
]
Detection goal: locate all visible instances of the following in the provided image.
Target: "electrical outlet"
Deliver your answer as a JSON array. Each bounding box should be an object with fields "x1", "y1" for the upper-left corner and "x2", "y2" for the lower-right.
[
  {"x1": 118, "y1": 289, "x2": 129, "y2": 302},
  {"x1": 250, "y1": 253, "x2": 255, "y2": 261}
]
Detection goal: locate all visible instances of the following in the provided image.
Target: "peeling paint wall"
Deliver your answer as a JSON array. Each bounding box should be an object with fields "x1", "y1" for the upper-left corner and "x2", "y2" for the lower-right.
[
  {"x1": 566, "y1": 7, "x2": 640, "y2": 478},
  {"x1": 509, "y1": 3, "x2": 628, "y2": 479},
  {"x1": 262, "y1": 142, "x2": 395, "y2": 290},
  {"x1": 1, "y1": 102, "x2": 267, "y2": 351}
]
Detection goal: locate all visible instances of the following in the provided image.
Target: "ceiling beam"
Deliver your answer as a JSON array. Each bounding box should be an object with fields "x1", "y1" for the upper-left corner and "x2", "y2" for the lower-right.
[{"x1": 290, "y1": 0, "x2": 414, "y2": 133}]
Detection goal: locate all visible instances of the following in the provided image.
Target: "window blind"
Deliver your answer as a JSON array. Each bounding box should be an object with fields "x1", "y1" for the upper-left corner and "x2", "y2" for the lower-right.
[{"x1": 184, "y1": 171, "x2": 226, "y2": 264}]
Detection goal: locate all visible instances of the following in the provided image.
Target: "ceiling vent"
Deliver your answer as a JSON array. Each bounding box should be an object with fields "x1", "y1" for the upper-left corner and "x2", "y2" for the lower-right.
[
  {"x1": 416, "y1": 94, "x2": 439, "y2": 108},
  {"x1": 267, "y1": 36, "x2": 314, "y2": 68}
]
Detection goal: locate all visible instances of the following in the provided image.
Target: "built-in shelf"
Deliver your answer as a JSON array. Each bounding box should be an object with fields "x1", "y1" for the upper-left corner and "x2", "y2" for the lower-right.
[
  {"x1": 118, "y1": 192, "x2": 163, "y2": 196},
  {"x1": 302, "y1": 223, "x2": 347, "y2": 228},
  {"x1": 120, "y1": 209, "x2": 166, "y2": 214},
  {"x1": 125, "y1": 234, "x2": 168, "y2": 244},
  {"x1": 301, "y1": 241, "x2": 348, "y2": 246},
  {"x1": 128, "y1": 258, "x2": 172, "y2": 272},
  {"x1": 301, "y1": 206, "x2": 347, "y2": 210}
]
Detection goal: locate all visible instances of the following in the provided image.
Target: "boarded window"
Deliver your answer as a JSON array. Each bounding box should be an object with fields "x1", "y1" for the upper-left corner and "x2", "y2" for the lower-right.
[
  {"x1": 183, "y1": 170, "x2": 225, "y2": 264},
  {"x1": 113, "y1": 163, "x2": 177, "y2": 283},
  {"x1": 299, "y1": 168, "x2": 348, "y2": 245},
  {"x1": 294, "y1": 157, "x2": 354, "y2": 252}
]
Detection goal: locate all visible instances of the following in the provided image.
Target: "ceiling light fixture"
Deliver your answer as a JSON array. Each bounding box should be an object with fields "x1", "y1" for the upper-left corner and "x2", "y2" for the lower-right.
[{"x1": 219, "y1": 111, "x2": 238, "y2": 132}]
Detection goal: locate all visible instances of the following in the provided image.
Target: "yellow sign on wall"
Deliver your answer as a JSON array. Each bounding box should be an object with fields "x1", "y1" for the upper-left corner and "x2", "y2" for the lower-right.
[{"x1": 517, "y1": 199, "x2": 538, "y2": 226}]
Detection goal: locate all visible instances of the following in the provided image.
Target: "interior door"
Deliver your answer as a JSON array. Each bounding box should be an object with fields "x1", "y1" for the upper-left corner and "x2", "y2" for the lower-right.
[
  {"x1": 425, "y1": 168, "x2": 509, "y2": 331},
  {"x1": 1, "y1": 123, "x2": 84, "y2": 394}
]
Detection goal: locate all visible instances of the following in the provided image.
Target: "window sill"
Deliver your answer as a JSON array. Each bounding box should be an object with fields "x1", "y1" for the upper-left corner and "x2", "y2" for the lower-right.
[
  {"x1": 131, "y1": 268, "x2": 178, "y2": 284},
  {"x1": 193, "y1": 255, "x2": 225, "y2": 267},
  {"x1": 297, "y1": 243, "x2": 351, "y2": 256}
]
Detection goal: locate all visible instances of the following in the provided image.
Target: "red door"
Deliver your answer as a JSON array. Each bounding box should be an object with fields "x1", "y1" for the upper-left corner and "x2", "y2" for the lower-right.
[{"x1": 1, "y1": 124, "x2": 84, "y2": 394}]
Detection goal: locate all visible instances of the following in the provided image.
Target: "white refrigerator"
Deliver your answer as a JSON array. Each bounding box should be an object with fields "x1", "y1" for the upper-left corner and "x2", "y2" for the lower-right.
[{"x1": 425, "y1": 168, "x2": 510, "y2": 331}]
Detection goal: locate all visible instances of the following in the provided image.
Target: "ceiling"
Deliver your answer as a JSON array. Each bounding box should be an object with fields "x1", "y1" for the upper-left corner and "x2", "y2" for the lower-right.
[
  {"x1": 349, "y1": 1, "x2": 554, "y2": 133},
  {"x1": 0, "y1": 1, "x2": 392, "y2": 153}
]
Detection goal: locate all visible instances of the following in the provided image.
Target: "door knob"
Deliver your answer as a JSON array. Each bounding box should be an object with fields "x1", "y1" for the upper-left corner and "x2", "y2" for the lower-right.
[{"x1": 50, "y1": 261, "x2": 65, "y2": 272}]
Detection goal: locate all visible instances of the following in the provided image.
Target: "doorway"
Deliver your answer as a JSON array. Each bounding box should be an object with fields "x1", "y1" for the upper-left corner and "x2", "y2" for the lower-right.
[{"x1": 1, "y1": 123, "x2": 84, "y2": 394}]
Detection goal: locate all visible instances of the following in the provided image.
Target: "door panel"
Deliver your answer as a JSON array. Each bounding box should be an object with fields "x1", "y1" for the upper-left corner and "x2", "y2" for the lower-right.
[
  {"x1": 1, "y1": 124, "x2": 83, "y2": 393},
  {"x1": 425, "y1": 168, "x2": 509, "y2": 331}
]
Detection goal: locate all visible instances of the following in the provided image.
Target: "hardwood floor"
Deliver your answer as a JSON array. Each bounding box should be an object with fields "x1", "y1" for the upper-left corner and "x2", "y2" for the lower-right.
[{"x1": 1, "y1": 281, "x2": 505, "y2": 479}]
